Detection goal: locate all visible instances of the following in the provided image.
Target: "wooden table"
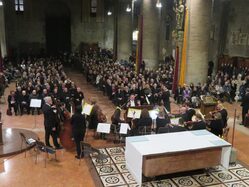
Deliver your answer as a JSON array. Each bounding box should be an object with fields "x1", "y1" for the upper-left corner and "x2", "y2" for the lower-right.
[{"x1": 125, "y1": 130, "x2": 231, "y2": 185}]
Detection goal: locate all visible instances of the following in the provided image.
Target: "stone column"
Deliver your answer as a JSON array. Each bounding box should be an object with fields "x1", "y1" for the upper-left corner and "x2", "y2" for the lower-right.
[
  {"x1": 117, "y1": 0, "x2": 132, "y2": 61},
  {"x1": 142, "y1": 0, "x2": 160, "y2": 69},
  {"x1": 185, "y1": 0, "x2": 212, "y2": 84},
  {"x1": 0, "y1": 4, "x2": 7, "y2": 57}
]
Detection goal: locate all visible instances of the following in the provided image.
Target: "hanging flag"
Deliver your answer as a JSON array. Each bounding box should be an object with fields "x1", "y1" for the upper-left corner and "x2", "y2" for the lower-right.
[
  {"x1": 179, "y1": 8, "x2": 189, "y2": 86},
  {"x1": 0, "y1": 46, "x2": 3, "y2": 72},
  {"x1": 135, "y1": 15, "x2": 143, "y2": 74},
  {"x1": 172, "y1": 47, "x2": 179, "y2": 94}
]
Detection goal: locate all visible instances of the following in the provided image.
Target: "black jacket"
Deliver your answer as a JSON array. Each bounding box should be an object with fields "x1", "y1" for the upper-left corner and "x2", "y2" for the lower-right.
[
  {"x1": 71, "y1": 113, "x2": 86, "y2": 134},
  {"x1": 42, "y1": 104, "x2": 57, "y2": 129}
]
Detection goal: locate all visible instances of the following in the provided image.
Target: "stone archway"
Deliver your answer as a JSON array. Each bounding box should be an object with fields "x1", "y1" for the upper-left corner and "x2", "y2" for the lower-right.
[{"x1": 45, "y1": 1, "x2": 71, "y2": 55}]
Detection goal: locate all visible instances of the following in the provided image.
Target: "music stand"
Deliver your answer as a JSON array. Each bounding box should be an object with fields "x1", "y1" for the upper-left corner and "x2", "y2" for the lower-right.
[{"x1": 30, "y1": 99, "x2": 42, "y2": 128}]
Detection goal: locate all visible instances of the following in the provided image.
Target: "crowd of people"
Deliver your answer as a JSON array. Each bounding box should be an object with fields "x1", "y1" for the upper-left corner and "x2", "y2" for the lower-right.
[
  {"x1": 81, "y1": 49, "x2": 173, "y2": 112},
  {"x1": 2, "y1": 47, "x2": 249, "y2": 157},
  {"x1": 7, "y1": 58, "x2": 84, "y2": 116}
]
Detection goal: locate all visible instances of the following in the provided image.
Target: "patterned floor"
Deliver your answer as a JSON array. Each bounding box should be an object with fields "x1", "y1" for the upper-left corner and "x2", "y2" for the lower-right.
[{"x1": 90, "y1": 147, "x2": 249, "y2": 187}]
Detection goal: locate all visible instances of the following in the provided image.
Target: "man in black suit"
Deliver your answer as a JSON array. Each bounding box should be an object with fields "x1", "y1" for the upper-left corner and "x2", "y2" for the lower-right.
[
  {"x1": 42, "y1": 96, "x2": 62, "y2": 148},
  {"x1": 241, "y1": 88, "x2": 249, "y2": 126}
]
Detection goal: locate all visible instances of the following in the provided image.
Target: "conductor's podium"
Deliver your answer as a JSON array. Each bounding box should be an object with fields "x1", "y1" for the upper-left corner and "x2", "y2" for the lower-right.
[{"x1": 200, "y1": 96, "x2": 218, "y2": 118}]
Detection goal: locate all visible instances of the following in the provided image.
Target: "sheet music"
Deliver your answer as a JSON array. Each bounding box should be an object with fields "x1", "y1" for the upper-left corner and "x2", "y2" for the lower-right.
[
  {"x1": 82, "y1": 103, "x2": 93, "y2": 115},
  {"x1": 149, "y1": 110, "x2": 158, "y2": 120},
  {"x1": 127, "y1": 108, "x2": 142, "y2": 119},
  {"x1": 97, "y1": 123, "x2": 111, "y2": 133},
  {"x1": 30, "y1": 99, "x2": 42, "y2": 108},
  {"x1": 120, "y1": 123, "x2": 131, "y2": 134},
  {"x1": 170, "y1": 118, "x2": 180, "y2": 125}
]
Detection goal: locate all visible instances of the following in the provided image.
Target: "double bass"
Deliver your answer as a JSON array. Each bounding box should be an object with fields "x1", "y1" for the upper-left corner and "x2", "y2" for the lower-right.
[{"x1": 59, "y1": 103, "x2": 75, "y2": 150}]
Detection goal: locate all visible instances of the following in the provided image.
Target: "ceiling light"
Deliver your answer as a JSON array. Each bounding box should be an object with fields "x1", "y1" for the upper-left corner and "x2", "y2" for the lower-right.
[
  {"x1": 126, "y1": 5, "x2": 131, "y2": 12},
  {"x1": 156, "y1": 0, "x2": 162, "y2": 8},
  {"x1": 107, "y1": 11, "x2": 112, "y2": 16},
  {"x1": 0, "y1": 1, "x2": 3, "y2": 6}
]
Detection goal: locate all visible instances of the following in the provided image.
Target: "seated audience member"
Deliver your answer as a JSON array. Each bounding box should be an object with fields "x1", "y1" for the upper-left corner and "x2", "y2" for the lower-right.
[
  {"x1": 20, "y1": 90, "x2": 30, "y2": 115},
  {"x1": 8, "y1": 91, "x2": 18, "y2": 115},
  {"x1": 29, "y1": 89, "x2": 41, "y2": 115},
  {"x1": 156, "y1": 106, "x2": 170, "y2": 133},
  {"x1": 207, "y1": 112, "x2": 224, "y2": 137}
]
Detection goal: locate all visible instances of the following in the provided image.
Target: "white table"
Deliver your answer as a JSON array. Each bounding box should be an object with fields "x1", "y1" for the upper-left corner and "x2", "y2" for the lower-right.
[{"x1": 125, "y1": 130, "x2": 231, "y2": 185}]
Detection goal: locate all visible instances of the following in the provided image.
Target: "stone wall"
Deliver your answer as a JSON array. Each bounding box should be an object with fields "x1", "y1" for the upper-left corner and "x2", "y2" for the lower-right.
[
  {"x1": 225, "y1": 0, "x2": 249, "y2": 57},
  {"x1": 3, "y1": 0, "x2": 114, "y2": 55}
]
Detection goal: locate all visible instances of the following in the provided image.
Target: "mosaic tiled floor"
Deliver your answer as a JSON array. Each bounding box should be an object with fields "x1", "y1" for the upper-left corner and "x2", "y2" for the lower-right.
[{"x1": 91, "y1": 147, "x2": 249, "y2": 187}]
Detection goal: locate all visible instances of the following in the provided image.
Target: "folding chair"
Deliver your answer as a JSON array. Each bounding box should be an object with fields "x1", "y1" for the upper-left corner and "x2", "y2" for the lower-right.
[
  {"x1": 19, "y1": 132, "x2": 36, "y2": 157},
  {"x1": 35, "y1": 140, "x2": 57, "y2": 168},
  {"x1": 138, "y1": 125, "x2": 152, "y2": 135}
]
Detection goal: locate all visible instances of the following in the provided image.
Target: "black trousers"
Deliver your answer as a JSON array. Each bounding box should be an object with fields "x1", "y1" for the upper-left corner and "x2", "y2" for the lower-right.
[
  {"x1": 45, "y1": 127, "x2": 60, "y2": 147},
  {"x1": 9, "y1": 103, "x2": 18, "y2": 114},
  {"x1": 242, "y1": 107, "x2": 249, "y2": 125},
  {"x1": 73, "y1": 132, "x2": 85, "y2": 157}
]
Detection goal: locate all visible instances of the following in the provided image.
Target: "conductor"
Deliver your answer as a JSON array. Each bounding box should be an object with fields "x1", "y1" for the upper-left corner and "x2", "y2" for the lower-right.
[{"x1": 42, "y1": 96, "x2": 62, "y2": 149}]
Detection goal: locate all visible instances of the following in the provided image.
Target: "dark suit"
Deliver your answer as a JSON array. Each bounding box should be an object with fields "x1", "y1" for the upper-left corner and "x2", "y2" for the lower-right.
[
  {"x1": 182, "y1": 108, "x2": 196, "y2": 122},
  {"x1": 241, "y1": 93, "x2": 249, "y2": 125},
  {"x1": 42, "y1": 103, "x2": 60, "y2": 147},
  {"x1": 209, "y1": 119, "x2": 224, "y2": 137},
  {"x1": 191, "y1": 121, "x2": 207, "y2": 130},
  {"x1": 71, "y1": 113, "x2": 86, "y2": 157},
  {"x1": 8, "y1": 94, "x2": 18, "y2": 115}
]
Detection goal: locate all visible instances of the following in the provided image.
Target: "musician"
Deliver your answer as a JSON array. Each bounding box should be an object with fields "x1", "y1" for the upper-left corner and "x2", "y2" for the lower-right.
[
  {"x1": 74, "y1": 87, "x2": 84, "y2": 106},
  {"x1": 216, "y1": 104, "x2": 228, "y2": 128},
  {"x1": 88, "y1": 98, "x2": 99, "y2": 131},
  {"x1": 186, "y1": 113, "x2": 206, "y2": 131},
  {"x1": 207, "y1": 112, "x2": 224, "y2": 137},
  {"x1": 111, "y1": 107, "x2": 125, "y2": 130},
  {"x1": 181, "y1": 103, "x2": 196, "y2": 122},
  {"x1": 133, "y1": 108, "x2": 152, "y2": 135},
  {"x1": 97, "y1": 107, "x2": 108, "y2": 139},
  {"x1": 241, "y1": 88, "x2": 249, "y2": 126},
  {"x1": 42, "y1": 96, "x2": 62, "y2": 149},
  {"x1": 71, "y1": 105, "x2": 86, "y2": 159},
  {"x1": 61, "y1": 87, "x2": 71, "y2": 111},
  {"x1": 126, "y1": 94, "x2": 140, "y2": 108},
  {"x1": 7, "y1": 91, "x2": 18, "y2": 115},
  {"x1": 156, "y1": 106, "x2": 170, "y2": 133}
]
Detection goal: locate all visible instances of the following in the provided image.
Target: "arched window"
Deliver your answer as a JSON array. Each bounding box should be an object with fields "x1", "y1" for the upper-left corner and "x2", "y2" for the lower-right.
[
  {"x1": 90, "y1": 0, "x2": 97, "y2": 17},
  {"x1": 15, "y1": 0, "x2": 24, "y2": 12}
]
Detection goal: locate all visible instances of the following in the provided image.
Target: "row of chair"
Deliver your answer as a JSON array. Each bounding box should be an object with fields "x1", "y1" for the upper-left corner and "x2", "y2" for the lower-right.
[
  {"x1": 20, "y1": 132, "x2": 57, "y2": 167},
  {"x1": 20, "y1": 132, "x2": 110, "y2": 167}
]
